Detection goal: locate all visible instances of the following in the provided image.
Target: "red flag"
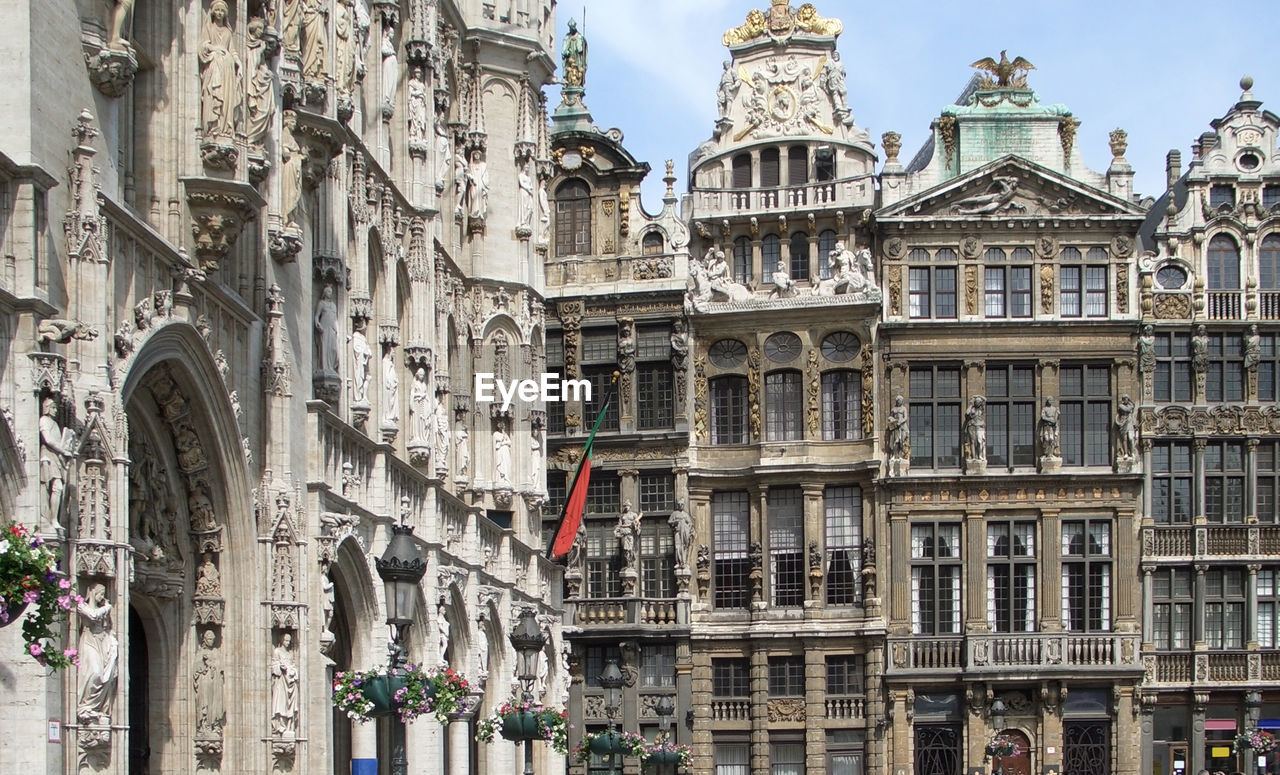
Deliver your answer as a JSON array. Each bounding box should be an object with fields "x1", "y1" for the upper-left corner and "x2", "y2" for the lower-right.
[{"x1": 547, "y1": 393, "x2": 612, "y2": 560}]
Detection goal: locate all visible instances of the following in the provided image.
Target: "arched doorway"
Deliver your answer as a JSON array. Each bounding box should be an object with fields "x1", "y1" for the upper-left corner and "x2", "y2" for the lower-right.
[
  {"x1": 994, "y1": 729, "x2": 1033, "y2": 775},
  {"x1": 127, "y1": 607, "x2": 149, "y2": 775}
]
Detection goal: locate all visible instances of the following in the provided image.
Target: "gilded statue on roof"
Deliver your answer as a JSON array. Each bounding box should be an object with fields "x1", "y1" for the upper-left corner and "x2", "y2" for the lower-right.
[{"x1": 722, "y1": 2, "x2": 841, "y2": 46}]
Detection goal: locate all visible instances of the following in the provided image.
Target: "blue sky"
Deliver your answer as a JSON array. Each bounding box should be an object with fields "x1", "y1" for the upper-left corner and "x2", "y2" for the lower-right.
[{"x1": 545, "y1": 0, "x2": 1280, "y2": 213}]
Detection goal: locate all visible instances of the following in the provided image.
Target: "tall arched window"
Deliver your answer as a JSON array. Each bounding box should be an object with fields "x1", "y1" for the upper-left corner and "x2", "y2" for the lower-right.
[
  {"x1": 1260, "y1": 235, "x2": 1280, "y2": 290},
  {"x1": 555, "y1": 179, "x2": 592, "y2": 256},
  {"x1": 1207, "y1": 234, "x2": 1241, "y2": 290},
  {"x1": 760, "y1": 148, "x2": 781, "y2": 188},
  {"x1": 762, "y1": 234, "x2": 781, "y2": 274},
  {"x1": 821, "y1": 370, "x2": 861, "y2": 440},
  {"x1": 733, "y1": 236, "x2": 753, "y2": 285},
  {"x1": 711, "y1": 376, "x2": 749, "y2": 444},
  {"x1": 732, "y1": 154, "x2": 752, "y2": 189},
  {"x1": 789, "y1": 232, "x2": 810, "y2": 281},
  {"x1": 818, "y1": 229, "x2": 837, "y2": 279},
  {"x1": 765, "y1": 370, "x2": 803, "y2": 441}
]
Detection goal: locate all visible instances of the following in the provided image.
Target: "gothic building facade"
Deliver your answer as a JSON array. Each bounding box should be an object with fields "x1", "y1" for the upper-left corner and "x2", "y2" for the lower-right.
[{"x1": 0, "y1": 1, "x2": 568, "y2": 774}]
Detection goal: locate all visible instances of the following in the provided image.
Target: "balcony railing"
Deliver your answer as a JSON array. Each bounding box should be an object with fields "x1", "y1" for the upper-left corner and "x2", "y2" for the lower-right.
[
  {"x1": 888, "y1": 633, "x2": 1141, "y2": 675},
  {"x1": 1149, "y1": 651, "x2": 1280, "y2": 685},
  {"x1": 691, "y1": 174, "x2": 873, "y2": 219},
  {"x1": 1261, "y1": 292, "x2": 1280, "y2": 320},
  {"x1": 1143, "y1": 524, "x2": 1280, "y2": 558},
  {"x1": 711, "y1": 699, "x2": 751, "y2": 722},
  {"x1": 1206, "y1": 291, "x2": 1243, "y2": 320},
  {"x1": 571, "y1": 596, "x2": 684, "y2": 627},
  {"x1": 825, "y1": 695, "x2": 865, "y2": 720}
]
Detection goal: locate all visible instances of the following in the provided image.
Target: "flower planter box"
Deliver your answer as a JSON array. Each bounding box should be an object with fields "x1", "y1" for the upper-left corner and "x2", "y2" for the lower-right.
[
  {"x1": 645, "y1": 750, "x2": 682, "y2": 766},
  {"x1": 362, "y1": 674, "x2": 409, "y2": 718},
  {"x1": 501, "y1": 711, "x2": 542, "y2": 741},
  {"x1": 0, "y1": 600, "x2": 28, "y2": 627},
  {"x1": 589, "y1": 732, "x2": 626, "y2": 756}
]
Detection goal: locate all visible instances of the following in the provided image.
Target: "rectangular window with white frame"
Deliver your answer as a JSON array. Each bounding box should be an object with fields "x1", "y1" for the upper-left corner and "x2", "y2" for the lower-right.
[
  {"x1": 911, "y1": 523, "x2": 962, "y2": 634},
  {"x1": 987, "y1": 520, "x2": 1036, "y2": 632},
  {"x1": 1061, "y1": 519, "x2": 1111, "y2": 632},
  {"x1": 769, "y1": 487, "x2": 805, "y2": 606}
]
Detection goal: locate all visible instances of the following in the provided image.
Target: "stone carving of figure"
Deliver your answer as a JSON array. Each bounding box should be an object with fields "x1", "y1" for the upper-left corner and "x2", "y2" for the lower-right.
[
  {"x1": 614, "y1": 501, "x2": 642, "y2": 572},
  {"x1": 1246, "y1": 324, "x2": 1262, "y2": 370},
  {"x1": 716, "y1": 60, "x2": 740, "y2": 119},
  {"x1": 434, "y1": 122, "x2": 451, "y2": 192},
  {"x1": 770, "y1": 259, "x2": 797, "y2": 298},
  {"x1": 537, "y1": 181, "x2": 551, "y2": 244},
  {"x1": 409, "y1": 367, "x2": 433, "y2": 443},
  {"x1": 963, "y1": 396, "x2": 986, "y2": 464},
  {"x1": 517, "y1": 162, "x2": 535, "y2": 231},
  {"x1": 566, "y1": 522, "x2": 586, "y2": 576},
  {"x1": 467, "y1": 150, "x2": 490, "y2": 220},
  {"x1": 528, "y1": 424, "x2": 543, "y2": 487},
  {"x1": 194, "y1": 554, "x2": 221, "y2": 596},
  {"x1": 857, "y1": 249, "x2": 878, "y2": 290},
  {"x1": 350, "y1": 319, "x2": 373, "y2": 405},
  {"x1": 436, "y1": 603, "x2": 451, "y2": 667},
  {"x1": 886, "y1": 395, "x2": 909, "y2": 459},
  {"x1": 432, "y1": 398, "x2": 451, "y2": 475},
  {"x1": 1039, "y1": 397, "x2": 1060, "y2": 458},
  {"x1": 821, "y1": 51, "x2": 850, "y2": 114},
  {"x1": 618, "y1": 321, "x2": 636, "y2": 374},
  {"x1": 1116, "y1": 395, "x2": 1138, "y2": 460},
  {"x1": 198, "y1": 0, "x2": 242, "y2": 141},
  {"x1": 245, "y1": 19, "x2": 275, "y2": 146},
  {"x1": 379, "y1": 19, "x2": 397, "y2": 114},
  {"x1": 108, "y1": 0, "x2": 135, "y2": 50},
  {"x1": 493, "y1": 424, "x2": 512, "y2": 485},
  {"x1": 561, "y1": 18, "x2": 587, "y2": 88},
  {"x1": 301, "y1": 0, "x2": 328, "y2": 80},
  {"x1": 454, "y1": 424, "x2": 470, "y2": 478},
  {"x1": 283, "y1": 0, "x2": 302, "y2": 59},
  {"x1": 1138, "y1": 324, "x2": 1156, "y2": 373},
  {"x1": 534, "y1": 645, "x2": 549, "y2": 699},
  {"x1": 670, "y1": 319, "x2": 690, "y2": 370},
  {"x1": 39, "y1": 397, "x2": 73, "y2": 525},
  {"x1": 314, "y1": 285, "x2": 340, "y2": 378},
  {"x1": 1192, "y1": 324, "x2": 1209, "y2": 372},
  {"x1": 334, "y1": 0, "x2": 357, "y2": 94},
  {"x1": 188, "y1": 488, "x2": 217, "y2": 533},
  {"x1": 407, "y1": 68, "x2": 429, "y2": 148},
  {"x1": 77, "y1": 584, "x2": 119, "y2": 723},
  {"x1": 270, "y1": 633, "x2": 300, "y2": 736},
  {"x1": 669, "y1": 501, "x2": 693, "y2": 571},
  {"x1": 382, "y1": 351, "x2": 399, "y2": 424},
  {"x1": 453, "y1": 143, "x2": 468, "y2": 216},
  {"x1": 281, "y1": 110, "x2": 304, "y2": 228},
  {"x1": 193, "y1": 628, "x2": 225, "y2": 737}
]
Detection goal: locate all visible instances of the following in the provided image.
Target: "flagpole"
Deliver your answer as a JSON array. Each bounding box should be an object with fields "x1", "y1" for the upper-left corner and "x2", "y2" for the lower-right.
[{"x1": 545, "y1": 371, "x2": 618, "y2": 559}]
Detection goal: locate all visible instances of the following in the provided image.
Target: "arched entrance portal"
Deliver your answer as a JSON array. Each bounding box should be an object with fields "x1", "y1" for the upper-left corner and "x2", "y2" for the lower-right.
[
  {"x1": 115, "y1": 337, "x2": 255, "y2": 774},
  {"x1": 995, "y1": 729, "x2": 1032, "y2": 775}
]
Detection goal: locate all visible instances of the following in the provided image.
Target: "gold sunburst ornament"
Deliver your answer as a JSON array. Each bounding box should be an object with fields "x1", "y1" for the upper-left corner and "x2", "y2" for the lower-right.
[{"x1": 970, "y1": 50, "x2": 1035, "y2": 89}]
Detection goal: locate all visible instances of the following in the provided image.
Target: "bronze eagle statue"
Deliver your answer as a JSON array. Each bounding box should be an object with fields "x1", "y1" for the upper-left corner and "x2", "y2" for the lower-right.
[{"x1": 971, "y1": 50, "x2": 1035, "y2": 88}]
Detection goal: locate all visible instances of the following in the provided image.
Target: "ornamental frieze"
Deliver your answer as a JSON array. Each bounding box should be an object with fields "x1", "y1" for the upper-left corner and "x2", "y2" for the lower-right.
[
  {"x1": 891, "y1": 483, "x2": 1129, "y2": 505},
  {"x1": 1140, "y1": 405, "x2": 1278, "y2": 436}
]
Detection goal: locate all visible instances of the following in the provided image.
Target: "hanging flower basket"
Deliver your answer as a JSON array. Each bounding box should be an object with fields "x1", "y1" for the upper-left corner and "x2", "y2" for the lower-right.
[
  {"x1": 574, "y1": 730, "x2": 646, "y2": 763},
  {"x1": 476, "y1": 699, "x2": 569, "y2": 754},
  {"x1": 1234, "y1": 729, "x2": 1278, "y2": 754},
  {"x1": 641, "y1": 742, "x2": 693, "y2": 769},
  {"x1": 984, "y1": 733, "x2": 1021, "y2": 760},
  {"x1": 0, "y1": 522, "x2": 79, "y2": 670},
  {"x1": 333, "y1": 664, "x2": 470, "y2": 724}
]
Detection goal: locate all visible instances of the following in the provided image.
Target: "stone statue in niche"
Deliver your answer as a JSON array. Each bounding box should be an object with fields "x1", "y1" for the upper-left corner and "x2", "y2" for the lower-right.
[
  {"x1": 432, "y1": 397, "x2": 451, "y2": 476},
  {"x1": 669, "y1": 501, "x2": 693, "y2": 572},
  {"x1": 409, "y1": 367, "x2": 433, "y2": 444},
  {"x1": 350, "y1": 318, "x2": 373, "y2": 405},
  {"x1": 527, "y1": 423, "x2": 543, "y2": 487},
  {"x1": 492, "y1": 422, "x2": 512, "y2": 486},
  {"x1": 39, "y1": 396, "x2": 73, "y2": 526},
  {"x1": 301, "y1": 0, "x2": 328, "y2": 80},
  {"x1": 407, "y1": 68, "x2": 429, "y2": 150},
  {"x1": 536, "y1": 180, "x2": 550, "y2": 243},
  {"x1": 467, "y1": 150, "x2": 490, "y2": 221},
  {"x1": 1115, "y1": 394, "x2": 1138, "y2": 462},
  {"x1": 963, "y1": 396, "x2": 987, "y2": 468},
  {"x1": 193, "y1": 628, "x2": 225, "y2": 737},
  {"x1": 886, "y1": 395, "x2": 909, "y2": 461},
  {"x1": 281, "y1": 110, "x2": 304, "y2": 228},
  {"x1": 517, "y1": 162, "x2": 535, "y2": 231},
  {"x1": 194, "y1": 554, "x2": 221, "y2": 596},
  {"x1": 1137, "y1": 324, "x2": 1155, "y2": 373},
  {"x1": 334, "y1": 0, "x2": 358, "y2": 94},
  {"x1": 283, "y1": 0, "x2": 302, "y2": 59},
  {"x1": 1039, "y1": 397, "x2": 1060, "y2": 458},
  {"x1": 198, "y1": 0, "x2": 243, "y2": 142},
  {"x1": 453, "y1": 142, "x2": 468, "y2": 216},
  {"x1": 77, "y1": 583, "x2": 119, "y2": 724},
  {"x1": 614, "y1": 501, "x2": 642, "y2": 573},
  {"x1": 436, "y1": 602, "x2": 451, "y2": 668},
  {"x1": 821, "y1": 51, "x2": 853, "y2": 124},
  {"x1": 314, "y1": 285, "x2": 340, "y2": 379},
  {"x1": 454, "y1": 424, "x2": 470, "y2": 479},
  {"x1": 434, "y1": 122, "x2": 451, "y2": 192},
  {"x1": 270, "y1": 632, "x2": 300, "y2": 736},
  {"x1": 1192, "y1": 324, "x2": 1208, "y2": 372},
  {"x1": 381, "y1": 350, "x2": 399, "y2": 425},
  {"x1": 245, "y1": 17, "x2": 276, "y2": 146},
  {"x1": 379, "y1": 17, "x2": 397, "y2": 116}
]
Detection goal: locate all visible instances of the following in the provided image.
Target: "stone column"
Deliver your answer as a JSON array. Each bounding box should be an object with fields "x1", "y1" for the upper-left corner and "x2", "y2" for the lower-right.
[
  {"x1": 803, "y1": 639, "x2": 825, "y2": 773},
  {"x1": 448, "y1": 716, "x2": 471, "y2": 775},
  {"x1": 889, "y1": 509, "x2": 910, "y2": 631},
  {"x1": 1141, "y1": 439, "x2": 1154, "y2": 517},
  {"x1": 751, "y1": 485, "x2": 767, "y2": 611},
  {"x1": 1193, "y1": 564, "x2": 1207, "y2": 647},
  {"x1": 1115, "y1": 507, "x2": 1138, "y2": 627},
  {"x1": 350, "y1": 721, "x2": 377, "y2": 775},
  {"x1": 1040, "y1": 508, "x2": 1062, "y2": 630},
  {"x1": 965, "y1": 509, "x2": 987, "y2": 632},
  {"x1": 1247, "y1": 564, "x2": 1261, "y2": 648},
  {"x1": 1247, "y1": 438, "x2": 1260, "y2": 520},
  {"x1": 1193, "y1": 438, "x2": 1207, "y2": 521},
  {"x1": 750, "y1": 647, "x2": 768, "y2": 775},
  {"x1": 1141, "y1": 567, "x2": 1155, "y2": 647},
  {"x1": 1190, "y1": 694, "x2": 1207, "y2": 775}
]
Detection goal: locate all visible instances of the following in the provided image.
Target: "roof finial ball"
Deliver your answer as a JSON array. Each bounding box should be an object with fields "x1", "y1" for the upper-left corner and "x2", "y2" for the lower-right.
[{"x1": 1241, "y1": 75, "x2": 1255, "y2": 99}]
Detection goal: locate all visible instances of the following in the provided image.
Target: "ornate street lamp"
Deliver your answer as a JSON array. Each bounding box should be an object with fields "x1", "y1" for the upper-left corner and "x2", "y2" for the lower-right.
[
  {"x1": 600, "y1": 658, "x2": 624, "y2": 775},
  {"x1": 1246, "y1": 691, "x2": 1264, "y2": 775},
  {"x1": 509, "y1": 609, "x2": 548, "y2": 775},
  {"x1": 989, "y1": 697, "x2": 1008, "y2": 775},
  {"x1": 375, "y1": 521, "x2": 427, "y2": 775}
]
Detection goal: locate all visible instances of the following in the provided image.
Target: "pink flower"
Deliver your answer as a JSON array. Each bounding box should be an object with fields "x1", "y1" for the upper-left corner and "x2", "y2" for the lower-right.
[
  {"x1": 58, "y1": 578, "x2": 71, "y2": 589},
  {"x1": 29, "y1": 642, "x2": 43, "y2": 656},
  {"x1": 22, "y1": 589, "x2": 39, "y2": 604},
  {"x1": 57, "y1": 595, "x2": 72, "y2": 609}
]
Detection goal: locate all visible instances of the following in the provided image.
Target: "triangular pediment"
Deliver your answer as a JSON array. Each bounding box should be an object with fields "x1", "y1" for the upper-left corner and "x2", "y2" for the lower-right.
[{"x1": 878, "y1": 156, "x2": 1146, "y2": 219}]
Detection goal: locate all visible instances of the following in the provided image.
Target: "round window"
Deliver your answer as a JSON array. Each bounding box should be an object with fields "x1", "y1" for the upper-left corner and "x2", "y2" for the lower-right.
[
  {"x1": 1239, "y1": 152, "x2": 1262, "y2": 171},
  {"x1": 709, "y1": 339, "x2": 747, "y2": 368},
  {"x1": 821, "y1": 331, "x2": 860, "y2": 362},
  {"x1": 764, "y1": 332, "x2": 803, "y2": 363},
  {"x1": 1156, "y1": 265, "x2": 1188, "y2": 289}
]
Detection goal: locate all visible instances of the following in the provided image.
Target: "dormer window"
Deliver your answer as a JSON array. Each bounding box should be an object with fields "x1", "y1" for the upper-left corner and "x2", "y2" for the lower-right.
[
  {"x1": 1209, "y1": 184, "x2": 1236, "y2": 210},
  {"x1": 555, "y1": 179, "x2": 592, "y2": 256},
  {"x1": 642, "y1": 231, "x2": 664, "y2": 255}
]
